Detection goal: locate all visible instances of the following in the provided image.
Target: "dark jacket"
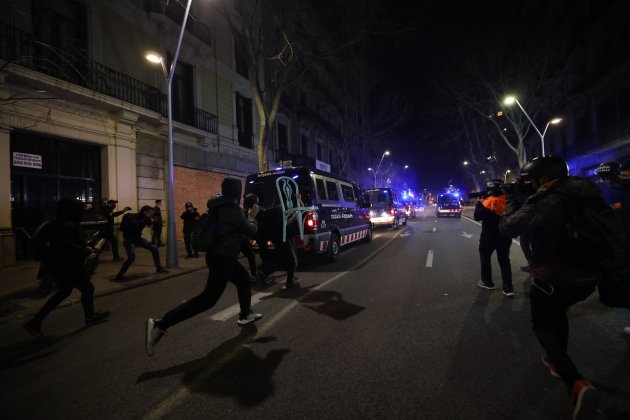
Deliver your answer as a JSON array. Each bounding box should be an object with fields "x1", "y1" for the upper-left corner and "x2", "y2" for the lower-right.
[
  {"x1": 122, "y1": 212, "x2": 152, "y2": 240},
  {"x1": 499, "y1": 177, "x2": 602, "y2": 267},
  {"x1": 474, "y1": 194, "x2": 510, "y2": 242},
  {"x1": 207, "y1": 196, "x2": 258, "y2": 258},
  {"x1": 50, "y1": 200, "x2": 92, "y2": 273},
  {"x1": 102, "y1": 206, "x2": 126, "y2": 234},
  {"x1": 152, "y1": 206, "x2": 163, "y2": 229},
  {"x1": 181, "y1": 209, "x2": 200, "y2": 234}
]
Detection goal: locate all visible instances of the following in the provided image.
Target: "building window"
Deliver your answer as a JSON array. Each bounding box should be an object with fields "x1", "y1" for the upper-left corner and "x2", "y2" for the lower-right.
[
  {"x1": 234, "y1": 41, "x2": 248, "y2": 78},
  {"x1": 172, "y1": 60, "x2": 195, "y2": 126},
  {"x1": 278, "y1": 123, "x2": 288, "y2": 152},
  {"x1": 316, "y1": 143, "x2": 322, "y2": 160},
  {"x1": 236, "y1": 92, "x2": 253, "y2": 148},
  {"x1": 301, "y1": 135, "x2": 309, "y2": 157}
]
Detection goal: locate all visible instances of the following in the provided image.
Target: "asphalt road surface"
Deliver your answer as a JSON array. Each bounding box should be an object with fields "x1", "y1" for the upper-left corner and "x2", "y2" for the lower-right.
[{"x1": 1, "y1": 211, "x2": 629, "y2": 419}]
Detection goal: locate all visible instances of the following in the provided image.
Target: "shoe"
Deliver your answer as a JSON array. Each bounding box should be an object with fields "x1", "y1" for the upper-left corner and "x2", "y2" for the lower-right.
[
  {"x1": 541, "y1": 354, "x2": 560, "y2": 378},
  {"x1": 156, "y1": 267, "x2": 169, "y2": 274},
  {"x1": 571, "y1": 379, "x2": 599, "y2": 420},
  {"x1": 477, "y1": 280, "x2": 495, "y2": 290},
  {"x1": 146, "y1": 318, "x2": 166, "y2": 356},
  {"x1": 502, "y1": 290, "x2": 515, "y2": 297},
  {"x1": 257, "y1": 272, "x2": 273, "y2": 285},
  {"x1": 23, "y1": 320, "x2": 43, "y2": 337},
  {"x1": 285, "y1": 281, "x2": 295, "y2": 289},
  {"x1": 85, "y1": 311, "x2": 110, "y2": 325},
  {"x1": 237, "y1": 311, "x2": 263, "y2": 326},
  {"x1": 520, "y1": 265, "x2": 532, "y2": 273},
  {"x1": 114, "y1": 274, "x2": 124, "y2": 282},
  {"x1": 624, "y1": 327, "x2": 630, "y2": 335},
  {"x1": 193, "y1": 253, "x2": 200, "y2": 258}
]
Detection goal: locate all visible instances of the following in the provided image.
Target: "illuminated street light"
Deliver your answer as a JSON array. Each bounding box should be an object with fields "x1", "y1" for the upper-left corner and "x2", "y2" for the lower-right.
[
  {"x1": 373, "y1": 151, "x2": 391, "y2": 188},
  {"x1": 144, "y1": 0, "x2": 194, "y2": 269},
  {"x1": 463, "y1": 161, "x2": 469, "y2": 166},
  {"x1": 503, "y1": 95, "x2": 562, "y2": 157},
  {"x1": 504, "y1": 169, "x2": 511, "y2": 182}
]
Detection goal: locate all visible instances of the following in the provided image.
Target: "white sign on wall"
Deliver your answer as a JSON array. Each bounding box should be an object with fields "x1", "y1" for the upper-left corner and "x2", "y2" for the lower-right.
[
  {"x1": 316, "y1": 159, "x2": 330, "y2": 173},
  {"x1": 13, "y1": 152, "x2": 43, "y2": 169}
]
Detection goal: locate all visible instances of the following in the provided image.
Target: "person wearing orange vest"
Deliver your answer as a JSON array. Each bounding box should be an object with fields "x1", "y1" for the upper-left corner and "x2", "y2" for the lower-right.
[{"x1": 474, "y1": 179, "x2": 514, "y2": 296}]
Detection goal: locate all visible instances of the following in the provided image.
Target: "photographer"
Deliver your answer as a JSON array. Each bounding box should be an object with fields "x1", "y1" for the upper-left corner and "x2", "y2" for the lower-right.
[{"x1": 473, "y1": 179, "x2": 514, "y2": 296}]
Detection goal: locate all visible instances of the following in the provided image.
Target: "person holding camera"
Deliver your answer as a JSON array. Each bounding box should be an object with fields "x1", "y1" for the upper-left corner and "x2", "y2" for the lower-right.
[
  {"x1": 474, "y1": 179, "x2": 514, "y2": 297},
  {"x1": 101, "y1": 199, "x2": 131, "y2": 261},
  {"x1": 499, "y1": 156, "x2": 602, "y2": 420},
  {"x1": 181, "y1": 202, "x2": 200, "y2": 259}
]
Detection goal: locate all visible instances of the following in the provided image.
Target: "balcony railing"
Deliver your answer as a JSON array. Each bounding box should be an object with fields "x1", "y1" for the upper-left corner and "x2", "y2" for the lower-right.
[
  {"x1": 144, "y1": 0, "x2": 212, "y2": 47},
  {"x1": 0, "y1": 21, "x2": 217, "y2": 134}
]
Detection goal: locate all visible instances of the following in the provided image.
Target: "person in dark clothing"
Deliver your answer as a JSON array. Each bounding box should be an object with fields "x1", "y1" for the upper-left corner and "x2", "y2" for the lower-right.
[
  {"x1": 242, "y1": 193, "x2": 260, "y2": 282},
  {"x1": 114, "y1": 206, "x2": 169, "y2": 281},
  {"x1": 23, "y1": 198, "x2": 110, "y2": 337},
  {"x1": 499, "y1": 156, "x2": 601, "y2": 419},
  {"x1": 181, "y1": 202, "x2": 200, "y2": 258},
  {"x1": 474, "y1": 179, "x2": 513, "y2": 296},
  {"x1": 145, "y1": 178, "x2": 262, "y2": 356},
  {"x1": 101, "y1": 199, "x2": 131, "y2": 261},
  {"x1": 257, "y1": 200, "x2": 300, "y2": 289},
  {"x1": 151, "y1": 199, "x2": 164, "y2": 247}
]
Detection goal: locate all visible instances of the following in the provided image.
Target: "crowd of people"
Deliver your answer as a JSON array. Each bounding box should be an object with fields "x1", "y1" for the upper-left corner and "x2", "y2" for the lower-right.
[{"x1": 19, "y1": 157, "x2": 629, "y2": 420}]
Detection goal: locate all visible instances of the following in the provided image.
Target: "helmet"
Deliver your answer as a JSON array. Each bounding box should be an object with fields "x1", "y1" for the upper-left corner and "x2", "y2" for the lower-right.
[
  {"x1": 520, "y1": 156, "x2": 568, "y2": 181},
  {"x1": 484, "y1": 179, "x2": 503, "y2": 190},
  {"x1": 595, "y1": 161, "x2": 621, "y2": 180}
]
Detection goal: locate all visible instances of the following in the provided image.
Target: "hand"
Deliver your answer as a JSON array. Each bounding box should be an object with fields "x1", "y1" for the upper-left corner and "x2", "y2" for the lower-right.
[
  {"x1": 124, "y1": 207, "x2": 132, "y2": 212},
  {"x1": 248, "y1": 203, "x2": 260, "y2": 219}
]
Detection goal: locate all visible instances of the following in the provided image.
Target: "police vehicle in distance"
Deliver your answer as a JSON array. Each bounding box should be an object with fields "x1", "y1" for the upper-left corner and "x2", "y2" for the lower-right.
[
  {"x1": 435, "y1": 191, "x2": 462, "y2": 218},
  {"x1": 244, "y1": 167, "x2": 372, "y2": 261},
  {"x1": 362, "y1": 187, "x2": 408, "y2": 228}
]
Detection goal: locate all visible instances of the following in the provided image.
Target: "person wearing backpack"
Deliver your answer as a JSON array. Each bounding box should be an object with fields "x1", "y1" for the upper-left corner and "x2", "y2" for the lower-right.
[
  {"x1": 23, "y1": 198, "x2": 110, "y2": 337},
  {"x1": 101, "y1": 199, "x2": 131, "y2": 261},
  {"x1": 145, "y1": 178, "x2": 262, "y2": 356},
  {"x1": 474, "y1": 179, "x2": 514, "y2": 297},
  {"x1": 499, "y1": 156, "x2": 602, "y2": 420},
  {"x1": 114, "y1": 206, "x2": 169, "y2": 281}
]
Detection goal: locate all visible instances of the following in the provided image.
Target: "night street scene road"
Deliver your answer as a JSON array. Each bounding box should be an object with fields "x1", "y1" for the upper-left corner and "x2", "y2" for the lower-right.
[{"x1": 1, "y1": 1, "x2": 630, "y2": 420}]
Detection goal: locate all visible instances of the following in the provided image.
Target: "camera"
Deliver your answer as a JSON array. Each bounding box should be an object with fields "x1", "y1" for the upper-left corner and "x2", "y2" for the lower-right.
[{"x1": 469, "y1": 178, "x2": 524, "y2": 199}]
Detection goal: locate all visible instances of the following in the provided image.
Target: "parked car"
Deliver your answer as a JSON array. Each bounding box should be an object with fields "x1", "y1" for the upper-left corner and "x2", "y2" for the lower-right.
[
  {"x1": 362, "y1": 187, "x2": 407, "y2": 229},
  {"x1": 244, "y1": 167, "x2": 372, "y2": 261},
  {"x1": 436, "y1": 192, "x2": 462, "y2": 218}
]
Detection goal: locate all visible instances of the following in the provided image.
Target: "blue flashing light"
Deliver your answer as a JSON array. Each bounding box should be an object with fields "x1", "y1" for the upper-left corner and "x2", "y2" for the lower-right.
[
  {"x1": 292, "y1": 175, "x2": 299, "y2": 179},
  {"x1": 248, "y1": 180, "x2": 255, "y2": 184},
  {"x1": 453, "y1": 192, "x2": 460, "y2": 197},
  {"x1": 274, "y1": 167, "x2": 283, "y2": 171}
]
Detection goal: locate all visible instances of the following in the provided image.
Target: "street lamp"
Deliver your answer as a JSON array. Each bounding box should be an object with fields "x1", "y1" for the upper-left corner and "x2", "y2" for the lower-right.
[
  {"x1": 504, "y1": 169, "x2": 511, "y2": 182},
  {"x1": 145, "y1": 0, "x2": 194, "y2": 269},
  {"x1": 373, "y1": 150, "x2": 390, "y2": 188},
  {"x1": 503, "y1": 96, "x2": 562, "y2": 157},
  {"x1": 463, "y1": 160, "x2": 469, "y2": 166}
]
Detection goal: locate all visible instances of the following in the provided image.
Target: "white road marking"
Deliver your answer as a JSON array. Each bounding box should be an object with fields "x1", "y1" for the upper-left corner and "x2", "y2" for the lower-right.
[
  {"x1": 463, "y1": 215, "x2": 520, "y2": 245},
  {"x1": 426, "y1": 250, "x2": 434, "y2": 267},
  {"x1": 432, "y1": 227, "x2": 436, "y2": 232},
  {"x1": 460, "y1": 231, "x2": 473, "y2": 239},
  {"x1": 207, "y1": 292, "x2": 273, "y2": 321},
  {"x1": 400, "y1": 232, "x2": 411, "y2": 237}
]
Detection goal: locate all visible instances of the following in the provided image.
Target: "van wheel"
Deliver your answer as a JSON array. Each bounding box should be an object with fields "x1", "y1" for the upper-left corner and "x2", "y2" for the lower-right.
[
  {"x1": 326, "y1": 233, "x2": 341, "y2": 261},
  {"x1": 363, "y1": 227, "x2": 372, "y2": 243}
]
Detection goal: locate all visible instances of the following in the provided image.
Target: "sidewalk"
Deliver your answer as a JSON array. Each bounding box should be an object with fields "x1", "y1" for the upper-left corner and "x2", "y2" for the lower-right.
[{"x1": 0, "y1": 241, "x2": 210, "y2": 324}]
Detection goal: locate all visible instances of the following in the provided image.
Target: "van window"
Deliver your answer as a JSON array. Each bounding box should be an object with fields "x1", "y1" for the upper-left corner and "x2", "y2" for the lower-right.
[
  {"x1": 325, "y1": 180, "x2": 339, "y2": 201},
  {"x1": 341, "y1": 184, "x2": 355, "y2": 202},
  {"x1": 365, "y1": 189, "x2": 391, "y2": 205},
  {"x1": 246, "y1": 169, "x2": 314, "y2": 208},
  {"x1": 315, "y1": 178, "x2": 327, "y2": 200},
  {"x1": 438, "y1": 194, "x2": 460, "y2": 206}
]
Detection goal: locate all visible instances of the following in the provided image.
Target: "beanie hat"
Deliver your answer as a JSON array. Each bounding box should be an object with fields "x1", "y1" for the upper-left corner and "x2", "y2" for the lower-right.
[{"x1": 221, "y1": 177, "x2": 242, "y2": 201}]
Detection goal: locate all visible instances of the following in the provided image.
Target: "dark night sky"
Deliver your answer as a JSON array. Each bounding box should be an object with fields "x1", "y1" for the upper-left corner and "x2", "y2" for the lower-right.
[{"x1": 368, "y1": 1, "x2": 525, "y2": 193}]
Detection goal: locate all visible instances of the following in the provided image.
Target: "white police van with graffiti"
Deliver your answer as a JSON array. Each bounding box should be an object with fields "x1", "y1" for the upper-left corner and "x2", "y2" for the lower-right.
[{"x1": 244, "y1": 167, "x2": 372, "y2": 260}]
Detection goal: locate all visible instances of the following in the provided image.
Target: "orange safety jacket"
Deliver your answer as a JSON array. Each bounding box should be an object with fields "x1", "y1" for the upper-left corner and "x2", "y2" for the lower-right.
[{"x1": 482, "y1": 195, "x2": 506, "y2": 216}]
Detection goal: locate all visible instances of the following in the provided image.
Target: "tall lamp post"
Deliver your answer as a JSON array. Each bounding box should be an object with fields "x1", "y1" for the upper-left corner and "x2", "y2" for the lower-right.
[
  {"x1": 504, "y1": 169, "x2": 511, "y2": 182},
  {"x1": 373, "y1": 150, "x2": 390, "y2": 188},
  {"x1": 145, "y1": 0, "x2": 194, "y2": 269},
  {"x1": 503, "y1": 96, "x2": 562, "y2": 157}
]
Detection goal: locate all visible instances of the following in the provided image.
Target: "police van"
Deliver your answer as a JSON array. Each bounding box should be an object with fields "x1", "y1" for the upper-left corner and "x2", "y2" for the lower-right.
[
  {"x1": 244, "y1": 167, "x2": 372, "y2": 260},
  {"x1": 362, "y1": 187, "x2": 408, "y2": 228}
]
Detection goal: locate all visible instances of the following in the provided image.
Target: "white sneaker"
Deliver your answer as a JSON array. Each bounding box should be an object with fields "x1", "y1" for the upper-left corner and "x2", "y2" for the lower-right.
[
  {"x1": 146, "y1": 318, "x2": 165, "y2": 356},
  {"x1": 624, "y1": 327, "x2": 630, "y2": 335},
  {"x1": 237, "y1": 312, "x2": 263, "y2": 326}
]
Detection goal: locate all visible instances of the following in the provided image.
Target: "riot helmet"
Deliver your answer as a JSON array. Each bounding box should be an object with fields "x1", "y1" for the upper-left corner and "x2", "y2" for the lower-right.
[{"x1": 520, "y1": 156, "x2": 568, "y2": 182}]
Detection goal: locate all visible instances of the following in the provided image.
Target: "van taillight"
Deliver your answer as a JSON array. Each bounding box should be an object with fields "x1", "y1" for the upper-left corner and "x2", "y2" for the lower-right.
[
  {"x1": 390, "y1": 208, "x2": 395, "y2": 216},
  {"x1": 304, "y1": 211, "x2": 318, "y2": 233}
]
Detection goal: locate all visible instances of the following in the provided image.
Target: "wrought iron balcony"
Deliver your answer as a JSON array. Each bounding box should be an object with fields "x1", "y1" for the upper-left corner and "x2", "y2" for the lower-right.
[
  {"x1": 144, "y1": 0, "x2": 212, "y2": 47},
  {"x1": 0, "y1": 21, "x2": 217, "y2": 134}
]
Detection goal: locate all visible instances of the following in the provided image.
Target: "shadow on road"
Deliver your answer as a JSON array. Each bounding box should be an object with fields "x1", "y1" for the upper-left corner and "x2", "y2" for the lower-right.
[
  {"x1": 136, "y1": 326, "x2": 290, "y2": 407},
  {"x1": 262, "y1": 284, "x2": 366, "y2": 320}
]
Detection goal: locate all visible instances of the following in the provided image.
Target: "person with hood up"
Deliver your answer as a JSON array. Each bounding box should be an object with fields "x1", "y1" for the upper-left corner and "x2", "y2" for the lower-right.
[
  {"x1": 499, "y1": 156, "x2": 602, "y2": 420},
  {"x1": 145, "y1": 178, "x2": 262, "y2": 356},
  {"x1": 23, "y1": 198, "x2": 110, "y2": 336},
  {"x1": 181, "y1": 202, "x2": 200, "y2": 258}
]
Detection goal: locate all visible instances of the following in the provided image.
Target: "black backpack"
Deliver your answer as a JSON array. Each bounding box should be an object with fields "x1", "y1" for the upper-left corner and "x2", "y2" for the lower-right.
[
  {"x1": 119, "y1": 213, "x2": 134, "y2": 235},
  {"x1": 29, "y1": 221, "x2": 57, "y2": 263},
  {"x1": 563, "y1": 194, "x2": 630, "y2": 308},
  {"x1": 191, "y1": 209, "x2": 219, "y2": 252}
]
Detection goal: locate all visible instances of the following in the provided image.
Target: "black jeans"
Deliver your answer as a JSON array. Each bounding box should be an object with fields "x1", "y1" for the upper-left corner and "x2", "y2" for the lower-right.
[
  {"x1": 33, "y1": 267, "x2": 95, "y2": 322},
  {"x1": 530, "y1": 282, "x2": 595, "y2": 388},
  {"x1": 102, "y1": 230, "x2": 120, "y2": 259},
  {"x1": 240, "y1": 238, "x2": 257, "y2": 276},
  {"x1": 479, "y1": 238, "x2": 513, "y2": 292},
  {"x1": 152, "y1": 226, "x2": 163, "y2": 246},
  {"x1": 117, "y1": 238, "x2": 161, "y2": 277},
  {"x1": 519, "y1": 230, "x2": 533, "y2": 264},
  {"x1": 184, "y1": 232, "x2": 195, "y2": 257},
  {"x1": 160, "y1": 253, "x2": 252, "y2": 329},
  {"x1": 262, "y1": 240, "x2": 298, "y2": 283}
]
